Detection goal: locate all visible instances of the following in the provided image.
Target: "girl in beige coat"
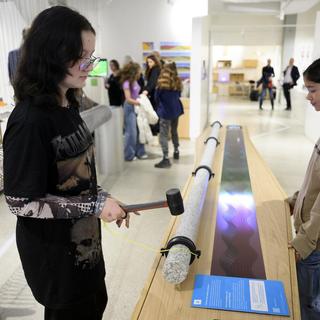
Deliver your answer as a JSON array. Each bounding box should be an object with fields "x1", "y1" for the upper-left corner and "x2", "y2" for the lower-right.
[{"x1": 288, "y1": 58, "x2": 320, "y2": 320}]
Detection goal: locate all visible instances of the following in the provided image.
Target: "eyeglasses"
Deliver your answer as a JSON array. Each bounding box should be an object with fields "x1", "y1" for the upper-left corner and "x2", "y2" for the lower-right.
[{"x1": 79, "y1": 55, "x2": 100, "y2": 71}]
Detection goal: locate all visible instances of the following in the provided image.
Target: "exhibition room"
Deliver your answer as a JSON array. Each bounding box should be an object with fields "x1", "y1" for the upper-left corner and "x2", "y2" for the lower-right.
[{"x1": 1, "y1": 0, "x2": 320, "y2": 319}]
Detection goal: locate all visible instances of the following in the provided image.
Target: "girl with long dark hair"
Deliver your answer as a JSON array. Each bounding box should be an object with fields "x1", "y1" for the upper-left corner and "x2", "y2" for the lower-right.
[
  {"x1": 143, "y1": 54, "x2": 161, "y2": 135},
  {"x1": 3, "y1": 6, "x2": 128, "y2": 320},
  {"x1": 105, "y1": 59, "x2": 123, "y2": 106}
]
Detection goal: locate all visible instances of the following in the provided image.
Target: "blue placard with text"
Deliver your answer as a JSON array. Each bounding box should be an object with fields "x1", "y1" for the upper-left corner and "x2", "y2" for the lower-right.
[{"x1": 192, "y1": 275, "x2": 290, "y2": 316}]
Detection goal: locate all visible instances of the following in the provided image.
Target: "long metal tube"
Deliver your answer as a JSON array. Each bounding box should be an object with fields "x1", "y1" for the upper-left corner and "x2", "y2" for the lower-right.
[{"x1": 162, "y1": 121, "x2": 222, "y2": 284}]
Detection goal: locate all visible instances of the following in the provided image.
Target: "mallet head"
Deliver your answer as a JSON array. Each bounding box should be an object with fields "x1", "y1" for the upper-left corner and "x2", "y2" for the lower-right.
[{"x1": 166, "y1": 188, "x2": 184, "y2": 216}]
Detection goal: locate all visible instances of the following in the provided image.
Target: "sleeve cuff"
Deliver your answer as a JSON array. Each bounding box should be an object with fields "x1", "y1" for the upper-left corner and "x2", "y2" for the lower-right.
[
  {"x1": 94, "y1": 191, "x2": 109, "y2": 218},
  {"x1": 291, "y1": 233, "x2": 315, "y2": 260}
]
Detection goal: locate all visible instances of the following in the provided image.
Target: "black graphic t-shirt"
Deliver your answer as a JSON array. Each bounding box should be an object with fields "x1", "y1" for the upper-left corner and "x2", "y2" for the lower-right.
[{"x1": 3, "y1": 100, "x2": 107, "y2": 308}]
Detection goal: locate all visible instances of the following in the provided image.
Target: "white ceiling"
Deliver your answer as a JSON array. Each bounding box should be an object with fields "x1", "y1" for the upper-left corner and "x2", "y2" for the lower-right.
[{"x1": 210, "y1": 0, "x2": 320, "y2": 17}]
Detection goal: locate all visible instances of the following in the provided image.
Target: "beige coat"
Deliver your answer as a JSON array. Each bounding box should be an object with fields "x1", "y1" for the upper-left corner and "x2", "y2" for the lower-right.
[{"x1": 289, "y1": 138, "x2": 320, "y2": 259}]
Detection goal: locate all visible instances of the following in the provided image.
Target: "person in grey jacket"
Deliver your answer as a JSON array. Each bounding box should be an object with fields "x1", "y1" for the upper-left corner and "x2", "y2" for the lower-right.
[{"x1": 287, "y1": 58, "x2": 320, "y2": 320}]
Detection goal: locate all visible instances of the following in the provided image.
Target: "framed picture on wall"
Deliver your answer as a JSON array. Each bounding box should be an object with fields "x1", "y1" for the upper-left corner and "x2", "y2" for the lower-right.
[{"x1": 160, "y1": 42, "x2": 191, "y2": 79}]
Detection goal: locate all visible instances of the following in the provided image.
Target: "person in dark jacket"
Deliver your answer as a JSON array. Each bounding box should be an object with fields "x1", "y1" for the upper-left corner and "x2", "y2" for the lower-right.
[
  {"x1": 8, "y1": 28, "x2": 28, "y2": 85},
  {"x1": 283, "y1": 58, "x2": 300, "y2": 110},
  {"x1": 105, "y1": 59, "x2": 123, "y2": 106},
  {"x1": 143, "y1": 54, "x2": 161, "y2": 135},
  {"x1": 257, "y1": 59, "x2": 275, "y2": 110},
  {"x1": 154, "y1": 62, "x2": 184, "y2": 168}
]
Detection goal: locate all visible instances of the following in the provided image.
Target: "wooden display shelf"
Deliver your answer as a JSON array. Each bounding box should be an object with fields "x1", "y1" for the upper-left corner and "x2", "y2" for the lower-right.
[
  {"x1": 216, "y1": 60, "x2": 232, "y2": 68},
  {"x1": 230, "y1": 73, "x2": 244, "y2": 82},
  {"x1": 178, "y1": 98, "x2": 190, "y2": 139},
  {"x1": 132, "y1": 126, "x2": 300, "y2": 320},
  {"x1": 243, "y1": 59, "x2": 258, "y2": 68},
  {"x1": 212, "y1": 85, "x2": 219, "y2": 94}
]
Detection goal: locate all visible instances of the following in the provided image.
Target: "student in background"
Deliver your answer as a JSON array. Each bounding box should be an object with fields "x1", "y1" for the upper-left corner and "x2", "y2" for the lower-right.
[
  {"x1": 105, "y1": 59, "x2": 123, "y2": 107},
  {"x1": 123, "y1": 55, "x2": 144, "y2": 93},
  {"x1": 154, "y1": 62, "x2": 184, "y2": 168},
  {"x1": 143, "y1": 54, "x2": 161, "y2": 135},
  {"x1": 8, "y1": 28, "x2": 28, "y2": 85},
  {"x1": 256, "y1": 58, "x2": 275, "y2": 110},
  {"x1": 282, "y1": 58, "x2": 300, "y2": 110},
  {"x1": 3, "y1": 7, "x2": 129, "y2": 320},
  {"x1": 120, "y1": 62, "x2": 148, "y2": 161},
  {"x1": 287, "y1": 58, "x2": 320, "y2": 320},
  {"x1": 152, "y1": 50, "x2": 165, "y2": 67}
]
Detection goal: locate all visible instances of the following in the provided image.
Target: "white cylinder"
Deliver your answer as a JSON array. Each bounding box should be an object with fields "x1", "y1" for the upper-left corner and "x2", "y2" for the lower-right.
[{"x1": 162, "y1": 122, "x2": 221, "y2": 284}]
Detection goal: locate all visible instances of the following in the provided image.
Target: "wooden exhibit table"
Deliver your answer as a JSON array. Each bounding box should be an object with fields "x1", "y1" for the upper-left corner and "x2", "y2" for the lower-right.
[
  {"x1": 177, "y1": 98, "x2": 190, "y2": 139},
  {"x1": 132, "y1": 126, "x2": 300, "y2": 320}
]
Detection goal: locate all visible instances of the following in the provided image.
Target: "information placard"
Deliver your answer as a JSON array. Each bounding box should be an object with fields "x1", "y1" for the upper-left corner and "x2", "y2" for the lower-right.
[{"x1": 192, "y1": 275, "x2": 290, "y2": 317}]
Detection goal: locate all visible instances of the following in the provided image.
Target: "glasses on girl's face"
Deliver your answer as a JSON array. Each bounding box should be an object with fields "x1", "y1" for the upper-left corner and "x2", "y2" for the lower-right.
[{"x1": 79, "y1": 56, "x2": 100, "y2": 71}]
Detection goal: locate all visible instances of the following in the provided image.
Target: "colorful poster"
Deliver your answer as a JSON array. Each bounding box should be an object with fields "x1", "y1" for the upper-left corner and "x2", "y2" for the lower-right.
[
  {"x1": 160, "y1": 52, "x2": 191, "y2": 62},
  {"x1": 142, "y1": 42, "x2": 155, "y2": 63},
  {"x1": 160, "y1": 41, "x2": 191, "y2": 51},
  {"x1": 142, "y1": 41, "x2": 192, "y2": 79},
  {"x1": 142, "y1": 42, "x2": 154, "y2": 51}
]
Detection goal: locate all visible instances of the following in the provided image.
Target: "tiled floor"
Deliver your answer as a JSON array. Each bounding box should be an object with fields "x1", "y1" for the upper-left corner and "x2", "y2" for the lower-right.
[{"x1": 0, "y1": 94, "x2": 314, "y2": 320}]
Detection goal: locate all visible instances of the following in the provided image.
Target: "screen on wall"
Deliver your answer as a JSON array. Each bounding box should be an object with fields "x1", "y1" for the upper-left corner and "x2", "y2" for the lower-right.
[{"x1": 89, "y1": 58, "x2": 108, "y2": 77}]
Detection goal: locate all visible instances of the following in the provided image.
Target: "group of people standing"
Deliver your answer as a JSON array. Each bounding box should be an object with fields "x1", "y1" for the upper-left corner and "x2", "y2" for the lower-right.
[
  {"x1": 105, "y1": 53, "x2": 184, "y2": 168},
  {"x1": 256, "y1": 58, "x2": 300, "y2": 110}
]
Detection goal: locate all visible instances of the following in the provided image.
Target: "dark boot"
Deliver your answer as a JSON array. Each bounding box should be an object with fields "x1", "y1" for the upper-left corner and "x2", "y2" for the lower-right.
[
  {"x1": 173, "y1": 150, "x2": 179, "y2": 160},
  {"x1": 154, "y1": 158, "x2": 171, "y2": 168}
]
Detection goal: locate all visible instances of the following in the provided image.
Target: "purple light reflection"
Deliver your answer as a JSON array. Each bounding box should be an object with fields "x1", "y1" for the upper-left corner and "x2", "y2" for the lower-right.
[{"x1": 216, "y1": 191, "x2": 258, "y2": 232}]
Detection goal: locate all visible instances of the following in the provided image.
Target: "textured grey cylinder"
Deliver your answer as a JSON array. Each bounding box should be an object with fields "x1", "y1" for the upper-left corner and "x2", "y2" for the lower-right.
[
  {"x1": 95, "y1": 107, "x2": 124, "y2": 176},
  {"x1": 162, "y1": 122, "x2": 221, "y2": 284},
  {"x1": 80, "y1": 104, "x2": 112, "y2": 132}
]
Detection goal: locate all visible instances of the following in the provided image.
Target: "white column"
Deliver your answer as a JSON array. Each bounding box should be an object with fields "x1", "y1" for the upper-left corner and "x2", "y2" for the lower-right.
[
  {"x1": 190, "y1": 16, "x2": 210, "y2": 139},
  {"x1": 304, "y1": 11, "x2": 320, "y2": 142}
]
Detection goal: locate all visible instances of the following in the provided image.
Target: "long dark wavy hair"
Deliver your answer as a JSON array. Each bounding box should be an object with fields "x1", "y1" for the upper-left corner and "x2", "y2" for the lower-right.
[
  {"x1": 303, "y1": 59, "x2": 320, "y2": 83},
  {"x1": 110, "y1": 59, "x2": 120, "y2": 71},
  {"x1": 144, "y1": 54, "x2": 161, "y2": 79},
  {"x1": 157, "y1": 63, "x2": 182, "y2": 91},
  {"x1": 14, "y1": 6, "x2": 95, "y2": 108}
]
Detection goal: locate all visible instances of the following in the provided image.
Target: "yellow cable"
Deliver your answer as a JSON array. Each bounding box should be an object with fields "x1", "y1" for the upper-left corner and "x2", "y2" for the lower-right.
[{"x1": 102, "y1": 221, "x2": 198, "y2": 257}]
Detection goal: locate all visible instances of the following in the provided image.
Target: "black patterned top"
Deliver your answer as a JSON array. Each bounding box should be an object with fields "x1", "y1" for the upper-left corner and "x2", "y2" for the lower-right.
[{"x1": 3, "y1": 100, "x2": 107, "y2": 308}]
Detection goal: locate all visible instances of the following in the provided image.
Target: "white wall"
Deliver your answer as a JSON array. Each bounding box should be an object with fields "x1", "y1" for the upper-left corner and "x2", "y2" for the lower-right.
[
  {"x1": 210, "y1": 14, "x2": 283, "y2": 46},
  {"x1": 13, "y1": 0, "x2": 48, "y2": 25},
  {"x1": 281, "y1": 15, "x2": 297, "y2": 72},
  {"x1": 0, "y1": 2, "x2": 27, "y2": 105},
  {"x1": 190, "y1": 16, "x2": 210, "y2": 139},
  {"x1": 72, "y1": 0, "x2": 196, "y2": 66},
  {"x1": 294, "y1": 6, "x2": 318, "y2": 84},
  {"x1": 304, "y1": 10, "x2": 320, "y2": 142}
]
